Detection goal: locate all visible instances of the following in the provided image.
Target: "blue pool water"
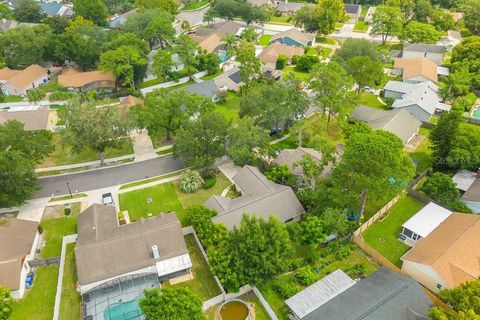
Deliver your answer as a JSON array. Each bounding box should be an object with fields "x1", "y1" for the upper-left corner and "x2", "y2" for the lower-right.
[
  {"x1": 472, "y1": 107, "x2": 480, "y2": 120},
  {"x1": 104, "y1": 298, "x2": 143, "y2": 320},
  {"x1": 219, "y1": 52, "x2": 229, "y2": 62}
]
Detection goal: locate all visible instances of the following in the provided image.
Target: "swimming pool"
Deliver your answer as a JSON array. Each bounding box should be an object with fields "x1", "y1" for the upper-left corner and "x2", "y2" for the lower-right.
[
  {"x1": 219, "y1": 52, "x2": 229, "y2": 62},
  {"x1": 103, "y1": 297, "x2": 143, "y2": 320},
  {"x1": 472, "y1": 106, "x2": 480, "y2": 120}
]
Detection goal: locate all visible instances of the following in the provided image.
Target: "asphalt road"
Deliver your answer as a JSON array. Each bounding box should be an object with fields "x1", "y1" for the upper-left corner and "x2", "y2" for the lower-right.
[{"x1": 35, "y1": 155, "x2": 184, "y2": 198}]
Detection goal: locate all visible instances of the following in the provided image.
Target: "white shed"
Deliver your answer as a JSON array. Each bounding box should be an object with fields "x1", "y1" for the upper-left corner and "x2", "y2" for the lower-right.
[{"x1": 400, "y1": 202, "x2": 452, "y2": 245}]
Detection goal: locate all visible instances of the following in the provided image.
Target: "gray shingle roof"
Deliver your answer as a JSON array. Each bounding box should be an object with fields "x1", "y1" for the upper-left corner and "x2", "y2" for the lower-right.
[
  {"x1": 345, "y1": 3, "x2": 361, "y2": 14},
  {"x1": 183, "y1": 80, "x2": 219, "y2": 98},
  {"x1": 462, "y1": 176, "x2": 480, "y2": 202},
  {"x1": 303, "y1": 268, "x2": 434, "y2": 320},
  {"x1": 0, "y1": 107, "x2": 50, "y2": 131},
  {"x1": 75, "y1": 204, "x2": 188, "y2": 286},
  {"x1": 403, "y1": 43, "x2": 446, "y2": 54},
  {"x1": 352, "y1": 105, "x2": 421, "y2": 144},
  {"x1": 270, "y1": 28, "x2": 315, "y2": 46},
  {"x1": 205, "y1": 166, "x2": 305, "y2": 229}
]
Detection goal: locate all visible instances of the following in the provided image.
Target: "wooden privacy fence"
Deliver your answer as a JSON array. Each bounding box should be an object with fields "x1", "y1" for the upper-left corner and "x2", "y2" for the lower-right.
[{"x1": 353, "y1": 194, "x2": 402, "y2": 236}]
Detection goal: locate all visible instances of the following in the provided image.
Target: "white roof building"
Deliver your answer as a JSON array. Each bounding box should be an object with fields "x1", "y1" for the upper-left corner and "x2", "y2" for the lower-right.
[
  {"x1": 401, "y1": 202, "x2": 452, "y2": 245},
  {"x1": 452, "y1": 169, "x2": 477, "y2": 192},
  {"x1": 285, "y1": 269, "x2": 356, "y2": 319}
]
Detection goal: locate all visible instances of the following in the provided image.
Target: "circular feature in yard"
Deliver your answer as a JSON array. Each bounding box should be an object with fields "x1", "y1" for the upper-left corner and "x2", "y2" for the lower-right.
[{"x1": 219, "y1": 299, "x2": 250, "y2": 320}]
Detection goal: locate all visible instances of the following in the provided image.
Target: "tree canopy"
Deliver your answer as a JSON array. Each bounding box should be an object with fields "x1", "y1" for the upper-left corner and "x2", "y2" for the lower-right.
[
  {"x1": 74, "y1": 0, "x2": 109, "y2": 26},
  {"x1": 294, "y1": 0, "x2": 346, "y2": 34},
  {"x1": 0, "y1": 286, "x2": 12, "y2": 320},
  {"x1": 100, "y1": 45, "x2": 147, "y2": 89},
  {"x1": 13, "y1": 0, "x2": 45, "y2": 22},
  {"x1": 370, "y1": 5, "x2": 403, "y2": 45}
]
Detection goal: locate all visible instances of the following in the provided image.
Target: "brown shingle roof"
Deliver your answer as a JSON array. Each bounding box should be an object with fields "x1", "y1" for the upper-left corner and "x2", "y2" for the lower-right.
[
  {"x1": 0, "y1": 107, "x2": 50, "y2": 131},
  {"x1": 258, "y1": 42, "x2": 304, "y2": 65},
  {"x1": 0, "y1": 219, "x2": 39, "y2": 290},
  {"x1": 402, "y1": 213, "x2": 480, "y2": 288},
  {"x1": 190, "y1": 32, "x2": 223, "y2": 53},
  {"x1": 0, "y1": 67, "x2": 19, "y2": 80},
  {"x1": 394, "y1": 58, "x2": 438, "y2": 83},
  {"x1": 58, "y1": 68, "x2": 115, "y2": 88},
  {"x1": 0, "y1": 65, "x2": 48, "y2": 89},
  {"x1": 75, "y1": 204, "x2": 189, "y2": 286}
]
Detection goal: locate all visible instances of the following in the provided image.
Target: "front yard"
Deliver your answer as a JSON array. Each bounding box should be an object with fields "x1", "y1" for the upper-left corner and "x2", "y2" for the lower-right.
[
  {"x1": 363, "y1": 196, "x2": 425, "y2": 267},
  {"x1": 353, "y1": 21, "x2": 369, "y2": 32},
  {"x1": 359, "y1": 93, "x2": 389, "y2": 110},
  {"x1": 119, "y1": 173, "x2": 231, "y2": 226},
  {"x1": 214, "y1": 91, "x2": 241, "y2": 122},
  {"x1": 166, "y1": 234, "x2": 222, "y2": 301},
  {"x1": 40, "y1": 209, "x2": 79, "y2": 258}
]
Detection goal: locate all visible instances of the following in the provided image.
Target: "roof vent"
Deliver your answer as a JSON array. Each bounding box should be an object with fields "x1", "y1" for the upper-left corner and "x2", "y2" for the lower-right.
[{"x1": 152, "y1": 245, "x2": 160, "y2": 259}]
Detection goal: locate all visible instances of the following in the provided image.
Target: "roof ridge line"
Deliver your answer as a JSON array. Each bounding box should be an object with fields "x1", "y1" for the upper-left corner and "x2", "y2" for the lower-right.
[{"x1": 356, "y1": 283, "x2": 410, "y2": 320}]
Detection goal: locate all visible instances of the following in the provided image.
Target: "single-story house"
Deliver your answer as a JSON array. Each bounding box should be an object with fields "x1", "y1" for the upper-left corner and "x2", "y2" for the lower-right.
[
  {"x1": 345, "y1": 4, "x2": 362, "y2": 22},
  {"x1": 183, "y1": 80, "x2": 219, "y2": 102},
  {"x1": 276, "y1": 2, "x2": 309, "y2": 15},
  {"x1": 214, "y1": 66, "x2": 242, "y2": 92},
  {"x1": 401, "y1": 213, "x2": 480, "y2": 292},
  {"x1": 190, "y1": 31, "x2": 224, "y2": 54},
  {"x1": 459, "y1": 170, "x2": 480, "y2": 214},
  {"x1": 0, "y1": 107, "x2": 54, "y2": 131},
  {"x1": 400, "y1": 202, "x2": 452, "y2": 246},
  {"x1": 75, "y1": 204, "x2": 193, "y2": 295},
  {"x1": 205, "y1": 165, "x2": 305, "y2": 229},
  {"x1": 383, "y1": 80, "x2": 450, "y2": 122},
  {"x1": 274, "y1": 146, "x2": 343, "y2": 177},
  {"x1": 288, "y1": 267, "x2": 433, "y2": 320},
  {"x1": 258, "y1": 42, "x2": 304, "y2": 70},
  {"x1": 0, "y1": 64, "x2": 49, "y2": 96},
  {"x1": 193, "y1": 21, "x2": 244, "y2": 39},
  {"x1": 402, "y1": 43, "x2": 446, "y2": 65},
  {"x1": 39, "y1": 2, "x2": 73, "y2": 18},
  {"x1": 0, "y1": 219, "x2": 40, "y2": 299},
  {"x1": 108, "y1": 8, "x2": 137, "y2": 29},
  {"x1": 270, "y1": 28, "x2": 315, "y2": 47},
  {"x1": 393, "y1": 58, "x2": 439, "y2": 83},
  {"x1": 351, "y1": 105, "x2": 422, "y2": 144},
  {"x1": 58, "y1": 68, "x2": 116, "y2": 92}
]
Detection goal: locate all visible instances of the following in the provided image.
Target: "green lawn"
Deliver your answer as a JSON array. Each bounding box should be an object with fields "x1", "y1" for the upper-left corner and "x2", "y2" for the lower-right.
[
  {"x1": 240, "y1": 292, "x2": 270, "y2": 320},
  {"x1": 315, "y1": 36, "x2": 337, "y2": 45},
  {"x1": 259, "y1": 34, "x2": 273, "y2": 46},
  {"x1": 39, "y1": 133, "x2": 134, "y2": 167},
  {"x1": 268, "y1": 15, "x2": 293, "y2": 25},
  {"x1": 408, "y1": 128, "x2": 433, "y2": 173},
  {"x1": 40, "y1": 215, "x2": 78, "y2": 258},
  {"x1": 363, "y1": 196, "x2": 424, "y2": 267},
  {"x1": 10, "y1": 266, "x2": 59, "y2": 320},
  {"x1": 120, "y1": 171, "x2": 182, "y2": 190},
  {"x1": 48, "y1": 193, "x2": 87, "y2": 202},
  {"x1": 259, "y1": 246, "x2": 378, "y2": 320},
  {"x1": 353, "y1": 21, "x2": 369, "y2": 32},
  {"x1": 180, "y1": 0, "x2": 208, "y2": 11},
  {"x1": 2, "y1": 95, "x2": 23, "y2": 102},
  {"x1": 167, "y1": 235, "x2": 221, "y2": 300},
  {"x1": 201, "y1": 70, "x2": 223, "y2": 80},
  {"x1": 359, "y1": 93, "x2": 389, "y2": 110},
  {"x1": 283, "y1": 66, "x2": 310, "y2": 82},
  {"x1": 214, "y1": 91, "x2": 241, "y2": 122},
  {"x1": 149, "y1": 128, "x2": 168, "y2": 148},
  {"x1": 270, "y1": 136, "x2": 298, "y2": 153},
  {"x1": 59, "y1": 243, "x2": 81, "y2": 320},
  {"x1": 119, "y1": 173, "x2": 231, "y2": 226},
  {"x1": 119, "y1": 182, "x2": 185, "y2": 222}
]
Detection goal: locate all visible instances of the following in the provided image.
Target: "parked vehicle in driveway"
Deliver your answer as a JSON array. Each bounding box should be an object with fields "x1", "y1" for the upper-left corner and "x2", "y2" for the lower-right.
[{"x1": 102, "y1": 193, "x2": 114, "y2": 206}]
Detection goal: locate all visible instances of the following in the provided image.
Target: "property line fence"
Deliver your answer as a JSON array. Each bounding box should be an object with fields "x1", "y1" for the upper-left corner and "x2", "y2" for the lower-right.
[
  {"x1": 140, "y1": 70, "x2": 208, "y2": 95},
  {"x1": 28, "y1": 256, "x2": 60, "y2": 268},
  {"x1": 353, "y1": 194, "x2": 402, "y2": 236},
  {"x1": 53, "y1": 234, "x2": 77, "y2": 320}
]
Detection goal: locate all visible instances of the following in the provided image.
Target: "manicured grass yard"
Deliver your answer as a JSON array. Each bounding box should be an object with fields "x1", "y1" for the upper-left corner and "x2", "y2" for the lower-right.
[
  {"x1": 353, "y1": 21, "x2": 369, "y2": 32},
  {"x1": 283, "y1": 66, "x2": 310, "y2": 82},
  {"x1": 2, "y1": 95, "x2": 23, "y2": 102},
  {"x1": 38, "y1": 133, "x2": 133, "y2": 167},
  {"x1": 119, "y1": 173, "x2": 230, "y2": 226},
  {"x1": 214, "y1": 91, "x2": 241, "y2": 122},
  {"x1": 10, "y1": 266, "x2": 59, "y2": 320},
  {"x1": 315, "y1": 36, "x2": 337, "y2": 45},
  {"x1": 40, "y1": 215, "x2": 78, "y2": 258},
  {"x1": 363, "y1": 196, "x2": 425, "y2": 267},
  {"x1": 181, "y1": 0, "x2": 208, "y2": 11},
  {"x1": 49, "y1": 105, "x2": 67, "y2": 125},
  {"x1": 269, "y1": 15, "x2": 293, "y2": 25},
  {"x1": 259, "y1": 34, "x2": 272, "y2": 46},
  {"x1": 408, "y1": 128, "x2": 433, "y2": 173},
  {"x1": 259, "y1": 246, "x2": 378, "y2": 320},
  {"x1": 359, "y1": 93, "x2": 389, "y2": 110},
  {"x1": 167, "y1": 235, "x2": 221, "y2": 300},
  {"x1": 59, "y1": 243, "x2": 81, "y2": 320}
]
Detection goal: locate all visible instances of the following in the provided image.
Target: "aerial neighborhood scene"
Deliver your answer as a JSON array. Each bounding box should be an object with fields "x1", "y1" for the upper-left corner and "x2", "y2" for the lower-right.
[{"x1": 1, "y1": 0, "x2": 480, "y2": 318}]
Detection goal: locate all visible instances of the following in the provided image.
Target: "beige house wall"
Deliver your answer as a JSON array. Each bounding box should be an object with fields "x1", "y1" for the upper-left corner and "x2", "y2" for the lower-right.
[{"x1": 401, "y1": 259, "x2": 448, "y2": 293}]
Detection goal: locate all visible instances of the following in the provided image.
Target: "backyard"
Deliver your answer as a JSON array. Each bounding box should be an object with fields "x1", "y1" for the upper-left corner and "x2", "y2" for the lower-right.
[
  {"x1": 259, "y1": 34, "x2": 273, "y2": 46},
  {"x1": 214, "y1": 92, "x2": 241, "y2": 122},
  {"x1": 408, "y1": 128, "x2": 434, "y2": 173},
  {"x1": 9, "y1": 266, "x2": 59, "y2": 320},
  {"x1": 258, "y1": 242, "x2": 379, "y2": 320},
  {"x1": 205, "y1": 291, "x2": 271, "y2": 320},
  {"x1": 59, "y1": 243, "x2": 81, "y2": 320},
  {"x1": 166, "y1": 234, "x2": 221, "y2": 301},
  {"x1": 119, "y1": 172, "x2": 231, "y2": 226},
  {"x1": 363, "y1": 196, "x2": 425, "y2": 267}
]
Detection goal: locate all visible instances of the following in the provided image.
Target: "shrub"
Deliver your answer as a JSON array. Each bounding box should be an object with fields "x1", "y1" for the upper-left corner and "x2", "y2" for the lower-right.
[
  {"x1": 291, "y1": 55, "x2": 301, "y2": 65},
  {"x1": 273, "y1": 279, "x2": 298, "y2": 299},
  {"x1": 276, "y1": 55, "x2": 288, "y2": 69},
  {"x1": 180, "y1": 170, "x2": 203, "y2": 193},
  {"x1": 295, "y1": 55, "x2": 320, "y2": 72},
  {"x1": 295, "y1": 267, "x2": 319, "y2": 286},
  {"x1": 64, "y1": 207, "x2": 71, "y2": 216},
  {"x1": 49, "y1": 91, "x2": 76, "y2": 101},
  {"x1": 344, "y1": 263, "x2": 366, "y2": 279},
  {"x1": 202, "y1": 176, "x2": 217, "y2": 189}
]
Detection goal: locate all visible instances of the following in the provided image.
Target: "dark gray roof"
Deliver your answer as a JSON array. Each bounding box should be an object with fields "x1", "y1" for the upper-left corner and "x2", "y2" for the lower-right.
[
  {"x1": 462, "y1": 176, "x2": 480, "y2": 202},
  {"x1": 205, "y1": 166, "x2": 305, "y2": 229},
  {"x1": 345, "y1": 3, "x2": 361, "y2": 14},
  {"x1": 352, "y1": 105, "x2": 421, "y2": 144},
  {"x1": 194, "y1": 20, "x2": 244, "y2": 38},
  {"x1": 228, "y1": 70, "x2": 242, "y2": 84},
  {"x1": 403, "y1": 43, "x2": 446, "y2": 54},
  {"x1": 183, "y1": 80, "x2": 219, "y2": 98},
  {"x1": 75, "y1": 204, "x2": 188, "y2": 285},
  {"x1": 303, "y1": 268, "x2": 434, "y2": 320}
]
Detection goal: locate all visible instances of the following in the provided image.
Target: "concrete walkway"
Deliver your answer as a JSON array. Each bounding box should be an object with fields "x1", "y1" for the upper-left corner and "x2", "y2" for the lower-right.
[
  {"x1": 216, "y1": 160, "x2": 241, "y2": 183},
  {"x1": 131, "y1": 129, "x2": 157, "y2": 162}
]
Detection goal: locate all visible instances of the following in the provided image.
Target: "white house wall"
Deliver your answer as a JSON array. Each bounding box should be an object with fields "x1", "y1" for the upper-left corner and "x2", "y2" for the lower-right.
[{"x1": 401, "y1": 259, "x2": 447, "y2": 293}]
